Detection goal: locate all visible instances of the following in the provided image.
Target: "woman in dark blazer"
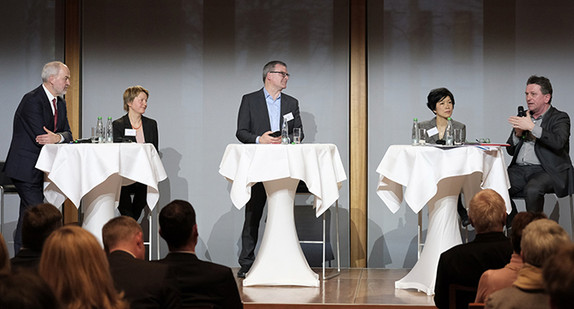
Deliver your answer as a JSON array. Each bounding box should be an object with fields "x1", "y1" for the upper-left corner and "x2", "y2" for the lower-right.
[{"x1": 112, "y1": 85, "x2": 159, "y2": 220}]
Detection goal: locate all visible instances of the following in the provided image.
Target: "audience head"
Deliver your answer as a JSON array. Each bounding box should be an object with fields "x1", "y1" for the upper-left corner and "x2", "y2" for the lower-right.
[
  {"x1": 159, "y1": 200, "x2": 197, "y2": 251},
  {"x1": 262, "y1": 60, "x2": 287, "y2": 83},
  {"x1": 102, "y1": 216, "x2": 145, "y2": 259},
  {"x1": 22, "y1": 203, "x2": 62, "y2": 252},
  {"x1": 0, "y1": 272, "x2": 60, "y2": 309},
  {"x1": 543, "y1": 243, "x2": 574, "y2": 309},
  {"x1": 426, "y1": 87, "x2": 455, "y2": 113},
  {"x1": 0, "y1": 233, "x2": 9, "y2": 276},
  {"x1": 510, "y1": 211, "x2": 547, "y2": 254},
  {"x1": 39, "y1": 226, "x2": 127, "y2": 309},
  {"x1": 123, "y1": 85, "x2": 149, "y2": 112},
  {"x1": 468, "y1": 189, "x2": 507, "y2": 233},
  {"x1": 521, "y1": 219, "x2": 570, "y2": 267},
  {"x1": 527, "y1": 75, "x2": 553, "y2": 104}
]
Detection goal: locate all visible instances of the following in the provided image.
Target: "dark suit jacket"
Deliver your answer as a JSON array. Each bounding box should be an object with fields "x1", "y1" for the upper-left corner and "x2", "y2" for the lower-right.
[
  {"x1": 10, "y1": 248, "x2": 41, "y2": 273},
  {"x1": 506, "y1": 106, "x2": 574, "y2": 197},
  {"x1": 108, "y1": 250, "x2": 180, "y2": 309},
  {"x1": 236, "y1": 88, "x2": 303, "y2": 143},
  {"x1": 156, "y1": 252, "x2": 243, "y2": 309},
  {"x1": 434, "y1": 232, "x2": 512, "y2": 309},
  {"x1": 4, "y1": 85, "x2": 72, "y2": 183},
  {"x1": 113, "y1": 114, "x2": 159, "y2": 150}
]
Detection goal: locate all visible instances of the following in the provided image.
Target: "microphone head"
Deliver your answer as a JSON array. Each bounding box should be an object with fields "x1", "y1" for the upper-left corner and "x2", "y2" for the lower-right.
[{"x1": 518, "y1": 106, "x2": 526, "y2": 117}]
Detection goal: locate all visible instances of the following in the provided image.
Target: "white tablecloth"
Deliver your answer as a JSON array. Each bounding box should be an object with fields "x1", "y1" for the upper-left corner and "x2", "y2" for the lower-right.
[
  {"x1": 219, "y1": 144, "x2": 347, "y2": 286},
  {"x1": 35, "y1": 143, "x2": 167, "y2": 243},
  {"x1": 376, "y1": 145, "x2": 511, "y2": 295}
]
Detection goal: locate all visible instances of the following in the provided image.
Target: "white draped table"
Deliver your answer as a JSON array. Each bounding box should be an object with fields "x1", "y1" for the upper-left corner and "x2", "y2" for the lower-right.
[
  {"x1": 219, "y1": 144, "x2": 347, "y2": 287},
  {"x1": 35, "y1": 143, "x2": 167, "y2": 244},
  {"x1": 376, "y1": 145, "x2": 511, "y2": 295}
]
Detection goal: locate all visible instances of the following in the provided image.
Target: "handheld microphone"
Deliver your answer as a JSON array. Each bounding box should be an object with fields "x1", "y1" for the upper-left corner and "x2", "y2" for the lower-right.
[{"x1": 517, "y1": 106, "x2": 527, "y2": 139}]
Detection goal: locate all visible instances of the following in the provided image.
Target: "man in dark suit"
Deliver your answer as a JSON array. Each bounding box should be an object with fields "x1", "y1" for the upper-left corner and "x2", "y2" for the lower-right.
[
  {"x1": 235, "y1": 60, "x2": 304, "y2": 278},
  {"x1": 434, "y1": 189, "x2": 512, "y2": 309},
  {"x1": 4, "y1": 61, "x2": 73, "y2": 252},
  {"x1": 10, "y1": 203, "x2": 62, "y2": 273},
  {"x1": 157, "y1": 200, "x2": 243, "y2": 309},
  {"x1": 506, "y1": 75, "x2": 574, "y2": 217},
  {"x1": 102, "y1": 216, "x2": 180, "y2": 309}
]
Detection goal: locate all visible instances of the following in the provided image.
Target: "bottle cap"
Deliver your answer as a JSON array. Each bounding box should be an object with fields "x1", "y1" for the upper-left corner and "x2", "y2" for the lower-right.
[
  {"x1": 447, "y1": 117, "x2": 452, "y2": 120},
  {"x1": 98, "y1": 116, "x2": 102, "y2": 119},
  {"x1": 413, "y1": 118, "x2": 418, "y2": 121}
]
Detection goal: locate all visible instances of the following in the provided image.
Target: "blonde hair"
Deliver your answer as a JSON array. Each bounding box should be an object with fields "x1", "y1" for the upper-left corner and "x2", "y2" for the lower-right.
[
  {"x1": 102, "y1": 216, "x2": 142, "y2": 253},
  {"x1": 0, "y1": 233, "x2": 10, "y2": 276},
  {"x1": 468, "y1": 189, "x2": 506, "y2": 233},
  {"x1": 39, "y1": 226, "x2": 128, "y2": 309},
  {"x1": 521, "y1": 219, "x2": 570, "y2": 267},
  {"x1": 123, "y1": 85, "x2": 149, "y2": 112}
]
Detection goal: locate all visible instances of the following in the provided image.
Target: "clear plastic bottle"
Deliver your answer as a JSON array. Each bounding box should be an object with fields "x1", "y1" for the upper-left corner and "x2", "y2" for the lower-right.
[
  {"x1": 445, "y1": 117, "x2": 454, "y2": 146},
  {"x1": 96, "y1": 116, "x2": 104, "y2": 143},
  {"x1": 106, "y1": 117, "x2": 113, "y2": 143},
  {"x1": 412, "y1": 118, "x2": 419, "y2": 145},
  {"x1": 281, "y1": 120, "x2": 290, "y2": 145}
]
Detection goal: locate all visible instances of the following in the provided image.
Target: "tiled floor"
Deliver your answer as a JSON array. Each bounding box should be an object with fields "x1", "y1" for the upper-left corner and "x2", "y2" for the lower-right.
[{"x1": 235, "y1": 268, "x2": 436, "y2": 308}]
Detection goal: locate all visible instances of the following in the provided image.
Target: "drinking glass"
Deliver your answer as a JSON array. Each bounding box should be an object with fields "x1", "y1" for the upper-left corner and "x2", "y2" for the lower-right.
[
  {"x1": 293, "y1": 128, "x2": 302, "y2": 144},
  {"x1": 454, "y1": 129, "x2": 463, "y2": 145}
]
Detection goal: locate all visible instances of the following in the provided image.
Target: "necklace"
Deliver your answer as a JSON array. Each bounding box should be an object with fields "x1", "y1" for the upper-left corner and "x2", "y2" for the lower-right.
[{"x1": 131, "y1": 120, "x2": 142, "y2": 130}]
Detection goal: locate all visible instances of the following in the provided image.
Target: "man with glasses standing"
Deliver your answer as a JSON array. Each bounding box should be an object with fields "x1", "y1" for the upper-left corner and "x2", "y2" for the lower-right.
[{"x1": 235, "y1": 60, "x2": 304, "y2": 278}]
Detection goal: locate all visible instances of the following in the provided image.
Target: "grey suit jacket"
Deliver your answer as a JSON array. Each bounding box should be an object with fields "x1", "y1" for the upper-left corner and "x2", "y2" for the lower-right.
[
  {"x1": 419, "y1": 117, "x2": 466, "y2": 144},
  {"x1": 236, "y1": 88, "x2": 303, "y2": 143}
]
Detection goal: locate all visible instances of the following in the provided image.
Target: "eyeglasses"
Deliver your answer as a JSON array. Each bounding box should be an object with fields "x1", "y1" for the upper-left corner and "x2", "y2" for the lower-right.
[{"x1": 270, "y1": 71, "x2": 290, "y2": 78}]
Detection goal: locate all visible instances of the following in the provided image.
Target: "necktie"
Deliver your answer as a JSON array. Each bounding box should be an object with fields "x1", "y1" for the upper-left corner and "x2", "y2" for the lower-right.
[{"x1": 52, "y1": 98, "x2": 58, "y2": 131}]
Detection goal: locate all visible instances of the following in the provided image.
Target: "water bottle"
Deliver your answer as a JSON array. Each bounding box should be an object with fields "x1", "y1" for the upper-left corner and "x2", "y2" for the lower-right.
[
  {"x1": 412, "y1": 118, "x2": 419, "y2": 145},
  {"x1": 281, "y1": 120, "x2": 290, "y2": 145},
  {"x1": 105, "y1": 117, "x2": 113, "y2": 143},
  {"x1": 445, "y1": 117, "x2": 454, "y2": 146},
  {"x1": 96, "y1": 116, "x2": 104, "y2": 143}
]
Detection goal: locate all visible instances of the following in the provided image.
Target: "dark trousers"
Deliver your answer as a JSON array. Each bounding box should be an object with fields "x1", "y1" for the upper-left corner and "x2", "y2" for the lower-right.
[
  {"x1": 118, "y1": 182, "x2": 148, "y2": 221},
  {"x1": 12, "y1": 178, "x2": 45, "y2": 253},
  {"x1": 508, "y1": 164, "x2": 554, "y2": 213},
  {"x1": 239, "y1": 182, "x2": 267, "y2": 270}
]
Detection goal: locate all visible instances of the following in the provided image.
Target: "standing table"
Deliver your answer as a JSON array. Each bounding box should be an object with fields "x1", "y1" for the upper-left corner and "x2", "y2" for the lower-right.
[
  {"x1": 219, "y1": 143, "x2": 347, "y2": 287},
  {"x1": 35, "y1": 143, "x2": 166, "y2": 244},
  {"x1": 376, "y1": 145, "x2": 511, "y2": 295}
]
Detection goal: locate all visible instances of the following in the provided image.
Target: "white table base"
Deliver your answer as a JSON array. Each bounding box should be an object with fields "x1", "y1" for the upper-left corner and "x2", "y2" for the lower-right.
[
  {"x1": 243, "y1": 178, "x2": 320, "y2": 287},
  {"x1": 81, "y1": 174, "x2": 123, "y2": 245},
  {"x1": 395, "y1": 175, "x2": 469, "y2": 295}
]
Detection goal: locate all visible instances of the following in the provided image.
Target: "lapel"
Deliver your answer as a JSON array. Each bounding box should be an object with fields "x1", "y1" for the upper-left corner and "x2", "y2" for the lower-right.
[
  {"x1": 257, "y1": 88, "x2": 273, "y2": 131},
  {"x1": 41, "y1": 90, "x2": 55, "y2": 132}
]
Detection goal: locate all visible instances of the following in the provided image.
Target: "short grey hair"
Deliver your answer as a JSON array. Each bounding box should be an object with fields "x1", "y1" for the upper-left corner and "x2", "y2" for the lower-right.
[
  {"x1": 262, "y1": 60, "x2": 287, "y2": 83},
  {"x1": 41, "y1": 61, "x2": 65, "y2": 82},
  {"x1": 521, "y1": 219, "x2": 570, "y2": 267}
]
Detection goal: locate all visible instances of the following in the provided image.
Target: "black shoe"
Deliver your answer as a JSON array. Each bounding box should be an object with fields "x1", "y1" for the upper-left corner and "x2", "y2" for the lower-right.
[{"x1": 237, "y1": 267, "x2": 250, "y2": 278}]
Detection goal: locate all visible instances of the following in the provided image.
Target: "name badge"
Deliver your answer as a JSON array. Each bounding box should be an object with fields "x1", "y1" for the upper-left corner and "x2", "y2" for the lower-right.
[
  {"x1": 283, "y1": 112, "x2": 294, "y2": 122},
  {"x1": 427, "y1": 127, "x2": 439, "y2": 137},
  {"x1": 125, "y1": 129, "x2": 136, "y2": 136}
]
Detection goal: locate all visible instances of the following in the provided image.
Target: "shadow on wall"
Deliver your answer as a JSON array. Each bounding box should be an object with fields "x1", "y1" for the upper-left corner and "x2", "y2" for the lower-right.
[
  {"x1": 157, "y1": 147, "x2": 188, "y2": 208},
  {"x1": 156, "y1": 147, "x2": 188, "y2": 258},
  {"x1": 300, "y1": 111, "x2": 317, "y2": 143}
]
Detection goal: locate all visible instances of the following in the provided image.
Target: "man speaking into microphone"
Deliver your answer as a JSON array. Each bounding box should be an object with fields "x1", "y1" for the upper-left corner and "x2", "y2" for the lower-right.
[{"x1": 506, "y1": 75, "x2": 574, "y2": 222}]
